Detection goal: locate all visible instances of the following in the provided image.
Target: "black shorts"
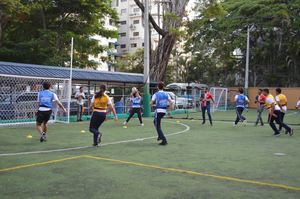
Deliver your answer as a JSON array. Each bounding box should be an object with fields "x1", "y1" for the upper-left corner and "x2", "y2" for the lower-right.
[{"x1": 36, "y1": 110, "x2": 52, "y2": 124}]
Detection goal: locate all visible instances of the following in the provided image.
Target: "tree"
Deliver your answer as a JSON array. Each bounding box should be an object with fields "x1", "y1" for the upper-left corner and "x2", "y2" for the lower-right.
[
  {"x1": 186, "y1": 0, "x2": 300, "y2": 87},
  {"x1": 0, "y1": 0, "x2": 118, "y2": 69},
  {"x1": 134, "y1": 0, "x2": 189, "y2": 82},
  {"x1": 115, "y1": 48, "x2": 144, "y2": 73}
]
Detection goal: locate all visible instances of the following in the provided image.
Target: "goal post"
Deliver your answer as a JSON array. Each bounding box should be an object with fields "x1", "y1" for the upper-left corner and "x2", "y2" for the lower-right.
[
  {"x1": 210, "y1": 87, "x2": 228, "y2": 112},
  {"x1": 0, "y1": 74, "x2": 71, "y2": 127}
]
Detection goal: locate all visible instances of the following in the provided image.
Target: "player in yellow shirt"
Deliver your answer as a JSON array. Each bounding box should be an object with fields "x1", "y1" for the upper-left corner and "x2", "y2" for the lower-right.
[
  {"x1": 275, "y1": 88, "x2": 287, "y2": 132},
  {"x1": 89, "y1": 85, "x2": 118, "y2": 146},
  {"x1": 262, "y1": 89, "x2": 293, "y2": 136}
]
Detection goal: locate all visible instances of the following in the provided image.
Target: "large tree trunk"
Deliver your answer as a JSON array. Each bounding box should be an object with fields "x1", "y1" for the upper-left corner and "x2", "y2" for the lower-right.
[
  {"x1": 150, "y1": 33, "x2": 176, "y2": 81},
  {"x1": 134, "y1": 0, "x2": 189, "y2": 82}
]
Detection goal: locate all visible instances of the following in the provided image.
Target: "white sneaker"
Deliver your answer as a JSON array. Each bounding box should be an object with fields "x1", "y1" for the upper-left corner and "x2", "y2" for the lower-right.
[
  {"x1": 123, "y1": 121, "x2": 127, "y2": 126},
  {"x1": 233, "y1": 122, "x2": 237, "y2": 127},
  {"x1": 243, "y1": 120, "x2": 247, "y2": 127},
  {"x1": 141, "y1": 123, "x2": 144, "y2": 126}
]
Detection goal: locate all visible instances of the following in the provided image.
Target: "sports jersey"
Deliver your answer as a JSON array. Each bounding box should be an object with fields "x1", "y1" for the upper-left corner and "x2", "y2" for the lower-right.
[
  {"x1": 38, "y1": 90, "x2": 58, "y2": 111},
  {"x1": 258, "y1": 94, "x2": 266, "y2": 104},
  {"x1": 131, "y1": 96, "x2": 142, "y2": 108},
  {"x1": 275, "y1": 94, "x2": 287, "y2": 112},
  {"x1": 152, "y1": 90, "x2": 171, "y2": 113},
  {"x1": 204, "y1": 92, "x2": 213, "y2": 106},
  {"x1": 297, "y1": 100, "x2": 300, "y2": 108},
  {"x1": 92, "y1": 94, "x2": 112, "y2": 112},
  {"x1": 265, "y1": 94, "x2": 280, "y2": 110},
  {"x1": 235, "y1": 94, "x2": 249, "y2": 108}
]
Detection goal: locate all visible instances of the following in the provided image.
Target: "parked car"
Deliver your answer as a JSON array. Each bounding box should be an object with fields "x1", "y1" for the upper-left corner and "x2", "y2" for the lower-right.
[
  {"x1": 166, "y1": 92, "x2": 190, "y2": 109},
  {"x1": 0, "y1": 92, "x2": 39, "y2": 120},
  {"x1": 0, "y1": 92, "x2": 80, "y2": 120}
]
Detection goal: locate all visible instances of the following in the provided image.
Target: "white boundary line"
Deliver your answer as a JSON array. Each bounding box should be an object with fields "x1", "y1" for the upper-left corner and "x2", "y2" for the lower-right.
[{"x1": 0, "y1": 121, "x2": 190, "y2": 157}]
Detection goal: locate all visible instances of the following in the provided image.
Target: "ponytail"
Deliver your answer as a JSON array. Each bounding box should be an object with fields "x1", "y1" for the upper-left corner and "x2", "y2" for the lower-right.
[{"x1": 95, "y1": 85, "x2": 106, "y2": 99}]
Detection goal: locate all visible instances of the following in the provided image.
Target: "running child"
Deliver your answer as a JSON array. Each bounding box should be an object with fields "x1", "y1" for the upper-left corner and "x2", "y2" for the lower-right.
[
  {"x1": 123, "y1": 87, "x2": 144, "y2": 126},
  {"x1": 262, "y1": 88, "x2": 293, "y2": 136},
  {"x1": 89, "y1": 85, "x2": 118, "y2": 147},
  {"x1": 151, "y1": 82, "x2": 173, "y2": 145},
  {"x1": 36, "y1": 82, "x2": 67, "y2": 142},
  {"x1": 233, "y1": 88, "x2": 249, "y2": 127}
]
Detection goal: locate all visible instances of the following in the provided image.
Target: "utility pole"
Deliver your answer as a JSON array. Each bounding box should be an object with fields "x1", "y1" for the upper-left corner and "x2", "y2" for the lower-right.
[
  {"x1": 245, "y1": 26, "x2": 250, "y2": 94},
  {"x1": 143, "y1": 0, "x2": 151, "y2": 117}
]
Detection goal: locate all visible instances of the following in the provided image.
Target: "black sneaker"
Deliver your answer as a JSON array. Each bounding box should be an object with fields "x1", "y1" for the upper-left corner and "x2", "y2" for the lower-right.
[
  {"x1": 157, "y1": 137, "x2": 162, "y2": 141},
  {"x1": 159, "y1": 140, "x2": 168, "y2": 145},
  {"x1": 289, "y1": 129, "x2": 294, "y2": 136},
  {"x1": 201, "y1": 122, "x2": 205, "y2": 125},
  {"x1": 93, "y1": 143, "x2": 99, "y2": 147}
]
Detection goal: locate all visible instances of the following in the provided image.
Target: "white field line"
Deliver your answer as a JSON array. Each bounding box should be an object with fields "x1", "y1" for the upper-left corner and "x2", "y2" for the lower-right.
[{"x1": 0, "y1": 121, "x2": 190, "y2": 157}]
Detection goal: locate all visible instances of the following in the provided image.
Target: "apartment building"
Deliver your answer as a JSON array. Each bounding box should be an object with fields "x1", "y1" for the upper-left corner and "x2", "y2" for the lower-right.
[
  {"x1": 88, "y1": 16, "x2": 118, "y2": 71},
  {"x1": 112, "y1": 0, "x2": 161, "y2": 55}
]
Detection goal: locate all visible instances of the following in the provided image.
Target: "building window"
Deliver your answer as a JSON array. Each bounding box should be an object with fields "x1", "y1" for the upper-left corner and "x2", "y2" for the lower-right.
[
  {"x1": 120, "y1": 44, "x2": 126, "y2": 49},
  {"x1": 119, "y1": 21, "x2": 126, "y2": 25},
  {"x1": 109, "y1": 19, "x2": 113, "y2": 26},
  {"x1": 133, "y1": 20, "x2": 139, "y2": 24},
  {"x1": 121, "y1": 9, "x2": 127, "y2": 14},
  {"x1": 131, "y1": 43, "x2": 137, "y2": 48},
  {"x1": 119, "y1": 32, "x2": 126, "y2": 37},
  {"x1": 133, "y1": 32, "x2": 139, "y2": 37},
  {"x1": 133, "y1": 8, "x2": 140, "y2": 13}
]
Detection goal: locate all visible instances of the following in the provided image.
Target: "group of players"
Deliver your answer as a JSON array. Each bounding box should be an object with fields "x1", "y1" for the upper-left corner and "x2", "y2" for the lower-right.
[
  {"x1": 35, "y1": 81, "x2": 172, "y2": 146},
  {"x1": 35, "y1": 82, "x2": 294, "y2": 147}
]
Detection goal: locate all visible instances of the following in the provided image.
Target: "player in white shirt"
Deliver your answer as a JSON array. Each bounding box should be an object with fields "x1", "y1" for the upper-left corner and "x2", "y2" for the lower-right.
[
  {"x1": 75, "y1": 86, "x2": 85, "y2": 121},
  {"x1": 262, "y1": 88, "x2": 293, "y2": 136}
]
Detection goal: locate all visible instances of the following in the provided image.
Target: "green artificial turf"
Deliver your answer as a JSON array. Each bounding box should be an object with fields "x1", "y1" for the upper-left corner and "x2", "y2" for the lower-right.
[{"x1": 0, "y1": 110, "x2": 299, "y2": 199}]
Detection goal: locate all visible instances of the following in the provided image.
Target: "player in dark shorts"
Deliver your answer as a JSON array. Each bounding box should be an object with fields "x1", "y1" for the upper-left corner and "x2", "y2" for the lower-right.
[{"x1": 36, "y1": 82, "x2": 66, "y2": 142}]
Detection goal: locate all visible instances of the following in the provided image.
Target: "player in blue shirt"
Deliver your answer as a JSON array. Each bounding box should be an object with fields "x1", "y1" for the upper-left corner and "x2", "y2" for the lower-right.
[
  {"x1": 234, "y1": 88, "x2": 249, "y2": 127},
  {"x1": 123, "y1": 87, "x2": 144, "y2": 126},
  {"x1": 151, "y1": 82, "x2": 173, "y2": 145},
  {"x1": 36, "y1": 82, "x2": 66, "y2": 142}
]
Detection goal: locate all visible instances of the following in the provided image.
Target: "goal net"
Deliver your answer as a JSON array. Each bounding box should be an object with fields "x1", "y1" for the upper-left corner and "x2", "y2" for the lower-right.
[
  {"x1": 0, "y1": 74, "x2": 71, "y2": 127},
  {"x1": 210, "y1": 87, "x2": 228, "y2": 112}
]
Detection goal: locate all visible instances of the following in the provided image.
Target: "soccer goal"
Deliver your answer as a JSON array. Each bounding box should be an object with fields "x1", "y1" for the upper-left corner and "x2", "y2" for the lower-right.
[
  {"x1": 0, "y1": 74, "x2": 71, "y2": 127},
  {"x1": 210, "y1": 87, "x2": 228, "y2": 112}
]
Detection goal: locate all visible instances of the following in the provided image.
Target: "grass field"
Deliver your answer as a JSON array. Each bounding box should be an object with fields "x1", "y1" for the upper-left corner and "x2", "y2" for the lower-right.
[{"x1": 0, "y1": 109, "x2": 300, "y2": 199}]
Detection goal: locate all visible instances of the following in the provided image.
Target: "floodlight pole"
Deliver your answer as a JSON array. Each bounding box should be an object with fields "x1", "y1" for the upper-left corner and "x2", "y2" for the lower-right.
[
  {"x1": 143, "y1": 0, "x2": 151, "y2": 117},
  {"x1": 245, "y1": 26, "x2": 250, "y2": 95}
]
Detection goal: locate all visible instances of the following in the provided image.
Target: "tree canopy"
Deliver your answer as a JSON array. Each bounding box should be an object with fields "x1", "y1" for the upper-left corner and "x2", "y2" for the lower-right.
[
  {"x1": 0, "y1": 0, "x2": 118, "y2": 69},
  {"x1": 186, "y1": 0, "x2": 300, "y2": 87}
]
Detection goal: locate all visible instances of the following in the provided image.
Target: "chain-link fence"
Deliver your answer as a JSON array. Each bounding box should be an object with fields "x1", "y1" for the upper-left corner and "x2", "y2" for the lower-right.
[{"x1": 0, "y1": 74, "x2": 71, "y2": 126}]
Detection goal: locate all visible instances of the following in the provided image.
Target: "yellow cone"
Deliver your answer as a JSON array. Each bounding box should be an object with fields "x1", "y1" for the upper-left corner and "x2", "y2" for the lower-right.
[
  {"x1": 27, "y1": 134, "x2": 33, "y2": 139},
  {"x1": 80, "y1": 130, "x2": 86, "y2": 133},
  {"x1": 123, "y1": 126, "x2": 128, "y2": 129},
  {"x1": 176, "y1": 120, "x2": 180, "y2": 123}
]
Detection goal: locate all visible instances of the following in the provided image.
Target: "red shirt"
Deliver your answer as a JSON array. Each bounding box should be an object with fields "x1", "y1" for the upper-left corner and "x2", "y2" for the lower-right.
[{"x1": 258, "y1": 94, "x2": 266, "y2": 104}]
